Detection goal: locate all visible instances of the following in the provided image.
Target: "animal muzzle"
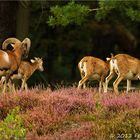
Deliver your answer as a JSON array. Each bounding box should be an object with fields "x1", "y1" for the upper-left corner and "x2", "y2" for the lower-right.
[{"x1": 40, "y1": 66, "x2": 44, "y2": 71}]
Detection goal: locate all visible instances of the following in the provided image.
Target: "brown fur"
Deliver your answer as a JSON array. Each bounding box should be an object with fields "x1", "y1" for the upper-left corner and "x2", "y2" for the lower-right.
[
  {"x1": 0, "y1": 38, "x2": 31, "y2": 93},
  {"x1": 78, "y1": 56, "x2": 109, "y2": 93},
  {"x1": 105, "y1": 54, "x2": 140, "y2": 94},
  {"x1": 11, "y1": 57, "x2": 43, "y2": 90}
]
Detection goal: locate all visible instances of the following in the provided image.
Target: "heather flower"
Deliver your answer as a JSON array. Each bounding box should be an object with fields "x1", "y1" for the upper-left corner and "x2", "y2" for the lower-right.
[
  {"x1": 101, "y1": 93, "x2": 140, "y2": 110},
  {"x1": 0, "y1": 86, "x2": 140, "y2": 139}
]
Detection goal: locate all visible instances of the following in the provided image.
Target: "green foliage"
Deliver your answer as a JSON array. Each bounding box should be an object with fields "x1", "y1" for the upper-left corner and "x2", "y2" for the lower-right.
[
  {"x1": 48, "y1": 0, "x2": 140, "y2": 27},
  {"x1": 96, "y1": 0, "x2": 140, "y2": 22},
  {"x1": 48, "y1": 1, "x2": 89, "y2": 26},
  {"x1": 126, "y1": 7, "x2": 140, "y2": 22},
  {"x1": 0, "y1": 107, "x2": 26, "y2": 140},
  {"x1": 95, "y1": 101, "x2": 102, "y2": 110},
  {"x1": 80, "y1": 114, "x2": 96, "y2": 122}
]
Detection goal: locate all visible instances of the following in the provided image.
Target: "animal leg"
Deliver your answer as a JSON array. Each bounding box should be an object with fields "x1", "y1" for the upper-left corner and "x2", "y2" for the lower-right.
[
  {"x1": 127, "y1": 79, "x2": 131, "y2": 92},
  {"x1": 21, "y1": 79, "x2": 26, "y2": 90},
  {"x1": 99, "y1": 81, "x2": 102, "y2": 93},
  {"x1": 104, "y1": 72, "x2": 114, "y2": 92},
  {"x1": 11, "y1": 73, "x2": 22, "y2": 80},
  {"x1": 99, "y1": 76, "x2": 105, "y2": 93},
  {"x1": 113, "y1": 75, "x2": 124, "y2": 94},
  {"x1": 25, "y1": 83, "x2": 28, "y2": 91},
  {"x1": 21, "y1": 76, "x2": 28, "y2": 90},
  {"x1": 2, "y1": 70, "x2": 13, "y2": 93},
  {"x1": 78, "y1": 76, "x2": 89, "y2": 89}
]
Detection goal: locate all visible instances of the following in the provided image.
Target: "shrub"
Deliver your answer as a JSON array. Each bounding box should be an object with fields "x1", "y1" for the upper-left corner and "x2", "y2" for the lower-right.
[
  {"x1": 0, "y1": 87, "x2": 140, "y2": 139},
  {"x1": 23, "y1": 87, "x2": 95, "y2": 136},
  {"x1": 101, "y1": 93, "x2": 140, "y2": 112},
  {"x1": 0, "y1": 107, "x2": 26, "y2": 140},
  {"x1": 0, "y1": 90, "x2": 43, "y2": 119}
]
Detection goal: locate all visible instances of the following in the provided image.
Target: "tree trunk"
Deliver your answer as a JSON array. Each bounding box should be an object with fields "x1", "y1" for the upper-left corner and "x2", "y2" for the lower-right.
[
  {"x1": 16, "y1": 1, "x2": 30, "y2": 40},
  {"x1": 0, "y1": 1, "x2": 17, "y2": 47}
]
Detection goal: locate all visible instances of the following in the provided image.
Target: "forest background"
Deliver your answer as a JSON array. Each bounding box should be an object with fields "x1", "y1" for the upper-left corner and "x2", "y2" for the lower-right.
[{"x1": 0, "y1": 0, "x2": 140, "y2": 88}]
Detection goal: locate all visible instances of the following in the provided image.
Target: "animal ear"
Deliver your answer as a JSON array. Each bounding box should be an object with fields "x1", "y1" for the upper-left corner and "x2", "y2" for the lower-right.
[
  {"x1": 111, "y1": 53, "x2": 114, "y2": 58},
  {"x1": 10, "y1": 43, "x2": 15, "y2": 50},
  {"x1": 106, "y1": 57, "x2": 110, "y2": 61},
  {"x1": 11, "y1": 43, "x2": 15, "y2": 47},
  {"x1": 30, "y1": 59, "x2": 35, "y2": 63},
  {"x1": 34, "y1": 57, "x2": 38, "y2": 60}
]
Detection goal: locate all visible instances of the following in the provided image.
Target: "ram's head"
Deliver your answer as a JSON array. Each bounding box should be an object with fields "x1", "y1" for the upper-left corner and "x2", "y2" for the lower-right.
[{"x1": 2, "y1": 37, "x2": 31, "y2": 59}]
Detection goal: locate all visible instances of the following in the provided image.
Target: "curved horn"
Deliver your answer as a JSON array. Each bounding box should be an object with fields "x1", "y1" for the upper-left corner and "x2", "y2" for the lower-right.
[
  {"x1": 2, "y1": 38, "x2": 21, "y2": 49},
  {"x1": 22, "y1": 38, "x2": 31, "y2": 55}
]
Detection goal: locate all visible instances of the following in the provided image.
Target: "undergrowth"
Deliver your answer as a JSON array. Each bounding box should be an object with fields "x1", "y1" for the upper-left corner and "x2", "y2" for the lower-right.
[{"x1": 0, "y1": 87, "x2": 140, "y2": 140}]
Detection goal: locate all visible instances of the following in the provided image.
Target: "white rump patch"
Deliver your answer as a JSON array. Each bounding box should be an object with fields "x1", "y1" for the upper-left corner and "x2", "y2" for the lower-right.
[
  {"x1": 79, "y1": 61, "x2": 87, "y2": 76},
  {"x1": 79, "y1": 61, "x2": 83, "y2": 70},
  {"x1": 2, "y1": 51, "x2": 10, "y2": 63},
  {"x1": 1, "y1": 76, "x2": 6, "y2": 84},
  {"x1": 83, "y1": 62, "x2": 87, "y2": 75},
  {"x1": 106, "y1": 57, "x2": 111, "y2": 61},
  {"x1": 110, "y1": 59, "x2": 119, "y2": 73}
]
